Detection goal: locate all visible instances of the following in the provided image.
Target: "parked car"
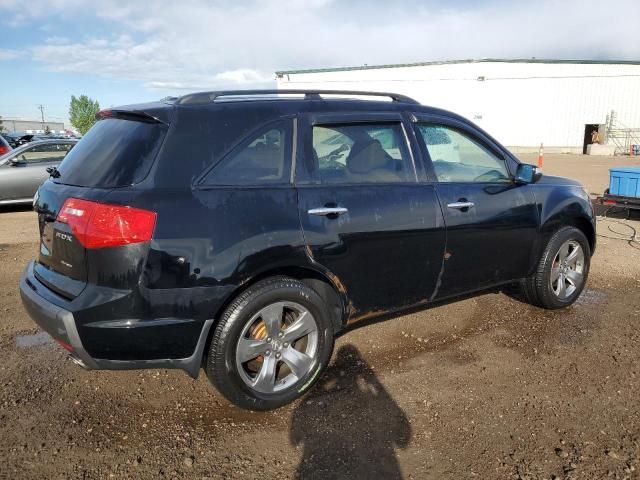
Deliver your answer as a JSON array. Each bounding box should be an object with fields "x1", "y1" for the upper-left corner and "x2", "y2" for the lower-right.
[
  {"x1": 0, "y1": 133, "x2": 11, "y2": 156},
  {"x1": 1, "y1": 132, "x2": 34, "y2": 148},
  {"x1": 19, "y1": 90, "x2": 595, "y2": 410},
  {"x1": 0, "y1": 139, "x2": 77, "y2": 204}
]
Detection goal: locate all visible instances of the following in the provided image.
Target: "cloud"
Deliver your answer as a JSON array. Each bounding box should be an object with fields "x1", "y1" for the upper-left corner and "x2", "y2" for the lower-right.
[
  {"x1": 2, "y1": 0, "x2": 640, "y2": 92},
  {"x1": 0, "y1": 0, "x2": 86, "y2": 25},
  {"x1": 0, "y1": 48, "x2": 19, "y2": 60},
  {"x1": 44, "y1": 36, "x2": 71, "y2": 45}
]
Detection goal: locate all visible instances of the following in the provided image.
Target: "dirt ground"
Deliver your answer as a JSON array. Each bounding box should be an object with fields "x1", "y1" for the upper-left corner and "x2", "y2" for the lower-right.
[{"x1": 1, "y1": 153, "x2": 639, "y2": 480}]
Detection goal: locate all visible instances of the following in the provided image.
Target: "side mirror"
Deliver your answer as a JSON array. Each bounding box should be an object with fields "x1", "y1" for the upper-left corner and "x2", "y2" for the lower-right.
[{"x1": 515, "y1": 163, "x2": 542, "y2": 184}]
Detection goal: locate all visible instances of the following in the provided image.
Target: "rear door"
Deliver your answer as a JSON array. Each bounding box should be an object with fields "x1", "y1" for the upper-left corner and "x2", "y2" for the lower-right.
[
  {"x1": 413, "y1": 115, "x2": 539, "y2": 299},
  {"x1": 296, "y1": 112, "x2": 446, "y2": 318}
]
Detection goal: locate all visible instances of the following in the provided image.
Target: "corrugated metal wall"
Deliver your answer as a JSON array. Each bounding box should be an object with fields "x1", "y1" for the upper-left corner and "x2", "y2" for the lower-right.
[
  {"x1": 2, "y1": 119, "x2": 65, "y2": 134},
  {"x1": 277, "y1": 62, "x2": 640, "y2": 149}
]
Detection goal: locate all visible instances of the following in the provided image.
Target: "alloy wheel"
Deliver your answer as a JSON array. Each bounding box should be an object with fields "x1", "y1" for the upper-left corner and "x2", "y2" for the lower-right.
[
  {"x1": 550, "y1": 240, "x2": 585, "y2": 299},
  {"x1": 235, "y1": 301, "x2": 319, "y2": 394}
]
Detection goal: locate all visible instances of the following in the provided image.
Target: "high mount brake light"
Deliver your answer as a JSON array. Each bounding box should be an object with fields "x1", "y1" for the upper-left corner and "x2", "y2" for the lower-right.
[
  {"x1": 57, "y1": 198, "x2": 156, "y2": 249},
  {"x1": 96, "y1": 109, "x2": 113, "y2": 119}
]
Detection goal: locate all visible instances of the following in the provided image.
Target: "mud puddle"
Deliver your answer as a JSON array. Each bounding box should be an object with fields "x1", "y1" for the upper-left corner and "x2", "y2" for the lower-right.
[
  {"x1": 15, "y1": 331, "x2": 53, "y2": 348},
  {"x1": 575, "y1": 288, "x2": 608, "y2": 306}
]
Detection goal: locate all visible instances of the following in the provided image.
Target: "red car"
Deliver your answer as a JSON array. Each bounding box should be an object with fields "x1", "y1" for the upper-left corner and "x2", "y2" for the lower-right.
[{"x1": 0, "y1": 135, "x2": 12, "y2": 156}]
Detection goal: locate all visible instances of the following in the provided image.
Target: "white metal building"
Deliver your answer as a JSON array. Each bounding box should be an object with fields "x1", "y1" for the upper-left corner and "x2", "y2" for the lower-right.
[
  {"x1": 276, "y1": 59, "x2": 640, "y2": 153},
  {"x1": 1, "y1": 119, "x2": 66, "y2": 135}
]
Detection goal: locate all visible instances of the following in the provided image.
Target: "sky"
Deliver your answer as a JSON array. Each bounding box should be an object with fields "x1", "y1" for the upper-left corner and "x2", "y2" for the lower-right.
[{"x1": 1, "y1": 0, "x2": 639, "y2": 126}]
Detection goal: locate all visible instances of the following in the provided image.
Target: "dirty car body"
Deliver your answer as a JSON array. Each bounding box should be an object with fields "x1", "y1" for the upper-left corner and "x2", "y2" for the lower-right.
[{"x1": 20, "y1": 90, "x2": 596, "y2": 410}]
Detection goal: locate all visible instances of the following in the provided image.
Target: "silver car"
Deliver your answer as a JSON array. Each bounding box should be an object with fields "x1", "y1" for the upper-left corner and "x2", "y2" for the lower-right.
[{"x1": 0, "y1": 139, "x2": 77, "y2": 205}]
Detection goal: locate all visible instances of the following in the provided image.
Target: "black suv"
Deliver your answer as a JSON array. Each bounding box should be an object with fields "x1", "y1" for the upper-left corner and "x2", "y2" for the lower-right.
[{"x1": 20, "y1": 90, "x2": 595, "y2": 410}]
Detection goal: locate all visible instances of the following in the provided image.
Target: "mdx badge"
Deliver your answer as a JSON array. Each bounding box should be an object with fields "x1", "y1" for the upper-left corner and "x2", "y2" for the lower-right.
[{"x1": 55, "y1": 231, "x2": 73, "y2": 242}]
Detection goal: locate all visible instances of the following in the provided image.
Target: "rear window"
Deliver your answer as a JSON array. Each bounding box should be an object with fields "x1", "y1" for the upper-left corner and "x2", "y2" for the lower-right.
[{"x1": 56, "y1": 118, "x2": 166, "y2": 188}]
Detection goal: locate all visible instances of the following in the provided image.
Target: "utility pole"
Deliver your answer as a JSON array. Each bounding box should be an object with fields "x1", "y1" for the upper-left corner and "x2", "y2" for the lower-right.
[{"x1": 38, "y1": 104, "x2": 45, "y2": 131}]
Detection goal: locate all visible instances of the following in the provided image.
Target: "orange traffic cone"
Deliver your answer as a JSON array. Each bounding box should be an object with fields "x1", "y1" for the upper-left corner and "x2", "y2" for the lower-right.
[{"x1": 537, "y1": 143, "x2": 544, "y2": 168}]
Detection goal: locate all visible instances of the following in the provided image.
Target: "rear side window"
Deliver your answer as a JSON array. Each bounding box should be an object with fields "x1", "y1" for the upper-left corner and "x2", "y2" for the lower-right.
[
  {"x1": 417, "y1": 124, "x2": 510, "y2": 183},
  {"x1": 56, "y1": 118, "x2": 166, "y2": 188},
  {"x1": 312, "y1": 123, "x2": 413, "y2": 184},
  {"x1": 203, "y1": 120, "x2": 292, "y2": 185}
]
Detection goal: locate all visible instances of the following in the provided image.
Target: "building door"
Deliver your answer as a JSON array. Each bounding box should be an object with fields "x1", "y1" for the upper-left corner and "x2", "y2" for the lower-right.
[{"x1": 583, "y1": 124, "x2": 600, "y2": 154}]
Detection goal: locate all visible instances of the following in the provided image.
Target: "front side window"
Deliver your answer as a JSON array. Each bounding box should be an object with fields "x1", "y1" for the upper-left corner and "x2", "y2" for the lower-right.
[
  {"x1": 204, "y1": 122, "x2": 291, "y2": 185},
  {"x1": 417, "y1": 124, "x2": 510, "y2": 183},
  {"x1": 16, "y1": 143, "x2": 73, "y2": 164},
  {"x1": 312, "y1": 123, "x2": 413, "y2": 184}
]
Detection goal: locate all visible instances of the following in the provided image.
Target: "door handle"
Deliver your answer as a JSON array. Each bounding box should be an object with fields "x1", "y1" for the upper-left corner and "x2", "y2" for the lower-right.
[
  {"x1": 447, "y1": 201, "x2": 475, "y2": 210},
  {"x1": 308, "y1": 207, "x2": 349, "y2": 216}
]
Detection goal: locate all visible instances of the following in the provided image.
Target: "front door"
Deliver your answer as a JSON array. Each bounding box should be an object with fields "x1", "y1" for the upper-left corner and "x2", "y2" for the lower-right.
[
  {"x1": 413, "y1": 119, "x2": 539, "y2": 299},
  {"x1": 296, "y1": 113, "x2": 446, "y2": 318}
]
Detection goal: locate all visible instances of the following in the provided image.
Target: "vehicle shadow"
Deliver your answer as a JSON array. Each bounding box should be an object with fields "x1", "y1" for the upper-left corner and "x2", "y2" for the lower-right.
[{"x1": 290, "y1": 344, "x2": 411, "y2": 480}]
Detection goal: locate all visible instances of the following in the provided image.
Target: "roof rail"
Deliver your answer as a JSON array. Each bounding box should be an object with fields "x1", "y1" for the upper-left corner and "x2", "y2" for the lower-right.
[{"x1": 176, "y1": 89, "x2": 420, "y2": 105}]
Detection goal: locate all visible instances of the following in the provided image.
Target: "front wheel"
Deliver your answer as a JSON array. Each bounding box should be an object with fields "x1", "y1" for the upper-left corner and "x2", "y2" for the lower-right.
[
  {"x1": 206, "y1": 277, "x2": 334, "y2": 410},
  {"x1": 521, "y1": 226, "x2": 591, "y2": 309}
]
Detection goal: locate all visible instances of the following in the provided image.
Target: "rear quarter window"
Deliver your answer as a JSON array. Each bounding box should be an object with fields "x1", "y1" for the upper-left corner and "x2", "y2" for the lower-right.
[
  {"x1": 202, "y1": 120, "x2": 292, "y2": 186},
  {"x1": 56, "y1": 118, "x2": 167, "y2": 188}
]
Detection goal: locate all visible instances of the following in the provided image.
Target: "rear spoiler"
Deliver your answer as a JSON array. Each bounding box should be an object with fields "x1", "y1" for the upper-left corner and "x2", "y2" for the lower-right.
[{"x1": 96, "y1": 109, "x2": 169, "y2": 126}]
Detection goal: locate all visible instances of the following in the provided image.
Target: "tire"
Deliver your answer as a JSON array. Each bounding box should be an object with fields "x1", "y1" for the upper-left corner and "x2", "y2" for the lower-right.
[
  {"x1": 206, "y1": 276, "x2": 335, "y2": 410},
  {"x1": 521, "y1": 226, "x2": 591, "y2": 309}
]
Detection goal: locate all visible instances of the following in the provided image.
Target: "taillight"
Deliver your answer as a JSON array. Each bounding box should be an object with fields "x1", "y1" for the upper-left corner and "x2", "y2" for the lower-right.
[
  {"x1": 57, "y1": 198, "x2": 156, "y2": 249},
  {"x1": 0, "y1": 145, "x2": 9, "y2": 155}
]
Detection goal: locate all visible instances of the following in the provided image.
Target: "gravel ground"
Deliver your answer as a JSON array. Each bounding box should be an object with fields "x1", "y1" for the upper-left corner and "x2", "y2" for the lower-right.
[{"x1": 1, "y1": 153, "x2": 639, "y2": 480}]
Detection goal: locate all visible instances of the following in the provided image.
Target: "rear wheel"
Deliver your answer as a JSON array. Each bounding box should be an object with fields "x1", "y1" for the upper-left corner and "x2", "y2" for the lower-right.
[
  {"x1": 206, "y1": 277, "x2": 334, "y2": 410},
  {"x1": 521, "y1": 226, "x2": 590, "y2": 309}
]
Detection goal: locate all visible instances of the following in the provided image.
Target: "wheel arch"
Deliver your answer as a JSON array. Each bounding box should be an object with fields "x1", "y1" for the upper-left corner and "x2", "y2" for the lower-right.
[
  {"x1": 242, "y1": 265, "x2": 347, "y2": 334},
  {"x1": 201, "y1": 265, "x2": 347, "y2": 368},
  {"x1": 540, "y1": 212, "x2": 596, "y2": 255},
  {"x1": 567, "y1": 215, "x2": 596, "y2": 253}
]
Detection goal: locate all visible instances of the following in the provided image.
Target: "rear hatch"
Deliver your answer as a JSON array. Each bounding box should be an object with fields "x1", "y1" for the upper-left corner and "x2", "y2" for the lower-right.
[{"x1": 33, "y1": 110, "x2": 169, "y2": 299}]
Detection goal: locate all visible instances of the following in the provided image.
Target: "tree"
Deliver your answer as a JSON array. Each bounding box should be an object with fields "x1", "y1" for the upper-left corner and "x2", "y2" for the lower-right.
[
  {"x1": 0, "y1": 116, "x2": 4, "y2": 133},
  {"x1": 69, "y1": 95, "x2": 100, "y2": 135},
  {"x1": 44, "y1": 125, "x2": 51, "y2": 135}
]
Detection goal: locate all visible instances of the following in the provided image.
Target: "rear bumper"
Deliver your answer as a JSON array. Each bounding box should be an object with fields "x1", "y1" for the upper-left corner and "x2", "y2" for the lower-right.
[
  {"x1": 19, "y1": 261, "x2": 98, "y2": 369},
  {"x1": 19, "y1": 261, "x2": 213, "y2": 378}
]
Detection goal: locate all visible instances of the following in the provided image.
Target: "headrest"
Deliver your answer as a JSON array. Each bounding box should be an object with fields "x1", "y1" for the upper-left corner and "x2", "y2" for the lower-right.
[{"x1": 347, "y1": 140, "x2": 387, "y2": 174}]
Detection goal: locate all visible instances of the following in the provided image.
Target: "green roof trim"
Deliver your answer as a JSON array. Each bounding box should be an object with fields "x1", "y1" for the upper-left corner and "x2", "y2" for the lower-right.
[{"x1": 276, "y1": 58, "x2": 640, "y2": 76}]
